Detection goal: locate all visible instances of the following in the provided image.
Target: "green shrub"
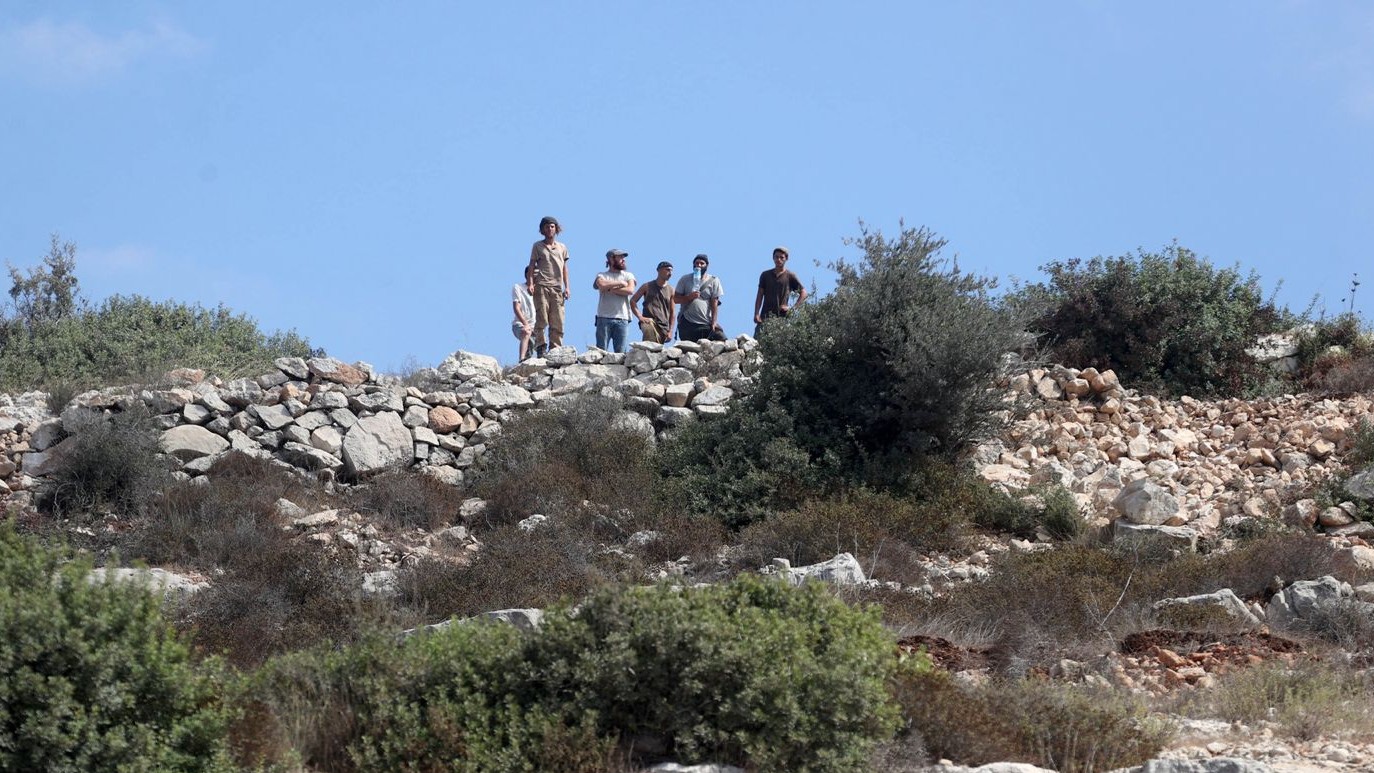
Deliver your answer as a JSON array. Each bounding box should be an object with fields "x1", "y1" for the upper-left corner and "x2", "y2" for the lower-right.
[
  {"x1": 1, "y1": 236, "x2": 316, "y2": 391},
  {"x1": 41, "y1": 403, "x2": 170, "y2": 516},
  {"x1": 249, "y1": 576, "x2": 898, "y2": 772},
  {"x1": 520, "y1": 576, "x2": 900, "y2": 771},
  {"x1": 1022, "y1": 242, "x2": 1290, "y2": 397},
  {"x1": 0, "y1": 523, "x2": 232, "y2": 771},
  {"x1": 663, "y1": 225, "x2": 1029, "y2": 524},
  {"x1": 656, "y1": 402, "x2": 824, "y2": 528}
]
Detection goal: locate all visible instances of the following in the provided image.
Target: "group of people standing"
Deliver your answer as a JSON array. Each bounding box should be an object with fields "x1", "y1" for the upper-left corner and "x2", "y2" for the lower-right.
[{"x1": 511, "y1": 216, "x2": 808, "y2": 360}]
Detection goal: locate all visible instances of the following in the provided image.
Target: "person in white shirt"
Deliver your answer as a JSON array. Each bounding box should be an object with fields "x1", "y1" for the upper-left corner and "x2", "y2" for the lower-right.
[
  {"x1": 511, "y1": 265, "x2": 536, "y2": 361},
  {"x1": 592, "y1": 249, "x2": 637, "y2": 353}
]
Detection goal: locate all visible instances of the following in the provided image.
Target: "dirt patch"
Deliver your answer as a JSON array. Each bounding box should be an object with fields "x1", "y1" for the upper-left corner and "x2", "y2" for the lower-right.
[{"x1": 897, "y1": 634, "x2": 994, "y2": 672}]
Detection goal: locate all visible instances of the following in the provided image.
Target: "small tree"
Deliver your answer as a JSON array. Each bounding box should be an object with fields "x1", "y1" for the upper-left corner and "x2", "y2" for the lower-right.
[
  {"x1": 6, "y1": 234, "x2": 83, "y2": 327},
  {"x1": 662, "y1": 225, "x2": 1029, "y2": 524}
]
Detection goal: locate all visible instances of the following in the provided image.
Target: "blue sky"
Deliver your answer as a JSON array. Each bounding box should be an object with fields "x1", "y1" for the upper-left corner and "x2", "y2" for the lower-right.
[{"x1": 2, "y1": 2, "x2": 1370, "y2": 370}]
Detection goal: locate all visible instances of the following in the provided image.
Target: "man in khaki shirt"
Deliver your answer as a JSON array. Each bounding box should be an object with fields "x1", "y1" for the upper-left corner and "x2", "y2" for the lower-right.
[{"x1": 528, "y1": 216, "x2": 570, "y2": 355}]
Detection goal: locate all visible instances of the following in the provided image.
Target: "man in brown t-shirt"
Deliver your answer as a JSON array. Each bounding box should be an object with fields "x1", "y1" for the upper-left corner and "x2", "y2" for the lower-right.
[
  {"x1": 753, "y1": 246, "x2": 807, "y2": 338},
  {"x1": 528, "y1": 216, "x2": 570, "y2": 355},
  {"x1": 631, "y1": 260, "x2": 677, "y2": 343}
]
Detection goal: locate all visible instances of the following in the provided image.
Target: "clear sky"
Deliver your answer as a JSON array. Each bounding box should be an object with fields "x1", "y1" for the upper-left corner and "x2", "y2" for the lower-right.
[{"x1": 2, "y1": 2, "x2": 1370, "y2": 371}]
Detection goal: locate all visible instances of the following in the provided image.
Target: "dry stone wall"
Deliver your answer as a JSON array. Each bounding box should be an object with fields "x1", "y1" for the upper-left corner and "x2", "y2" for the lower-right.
[{"x1": 0, "y1": 338, "x2": 760, "y2": 503}]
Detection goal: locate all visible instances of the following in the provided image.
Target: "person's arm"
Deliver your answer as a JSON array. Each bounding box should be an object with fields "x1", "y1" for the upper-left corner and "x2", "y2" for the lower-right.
[
  {"x1": 561, "y1": 250, "x2": 571, "y2": 300},
  {"x1": 512, "y1": 299, "x2": 531, "y2": 329},
  {"x1": 610, "y1": 276, "x2": 636, "y2": 296},
  {"x1": 527, "y1": 246, "x2": 539, "y2": 295},
  {"x1": 673, "y1": 281, "x2": 700, "y2": 305},
  {"x1": 790, "y1": 285, "x2": 808, "y2": 310},
  {"x1": 666, "y1": 294, "x2": 676, "y2": 339},
  {"x1": 629, "y1": 283, "x2": 650, "y2": 320},
  {"x1": 753, "y1": 286, "x2": 765, "y2": 324},
  {"x1": 708, "y1": 296, "x2": 720, "y2": 330}
]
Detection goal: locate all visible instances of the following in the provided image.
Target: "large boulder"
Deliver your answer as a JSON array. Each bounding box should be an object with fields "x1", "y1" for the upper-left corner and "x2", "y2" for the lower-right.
[
  {"x1": 342, "y1": 411, "x2": 413, "y2": 475},
  {"x1": 159, "y1": 425, "x2": 230, "y2": 461},
  {"x1": 1113, "y1": 479, "x2": 1179, "y2": 525},
  {"x1": 438, "y1": 350, "x2": 502, "y2": 382}
]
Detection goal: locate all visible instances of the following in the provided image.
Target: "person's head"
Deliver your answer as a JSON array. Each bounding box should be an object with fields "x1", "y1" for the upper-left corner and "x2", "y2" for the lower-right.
[
  {"x1": 693, "y1": 254, "x2": 709, "y2": 272},
  {"x1": 539, "y1": 216, "x2": 562, "y2": 237},
  {"x1": 524, "y1": 264, "x2": 533, "y2": 281},
  {"x1": 772, "y1": 246, "x2": 789, "y2": 269},
  {"x1": 605, "y1": 248, "x2": 628, "y2": 270},
  {"x1": 656, "y1": 260, "x2": 673, "y2": 279}
]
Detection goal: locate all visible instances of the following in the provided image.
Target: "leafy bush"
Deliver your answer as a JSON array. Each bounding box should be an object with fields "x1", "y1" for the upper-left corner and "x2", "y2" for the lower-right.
[
  {"x1": 247, "y1": 576, "x2": 899, "y2": 772},
  {"x1": 1021, "y1": 242, "x2": 1290, "y2": 397},
  {"x1": 663, "y1": 225, "x2": 1029, "y2": 524},
  {"x1": 41, "y1": 403, "x2": 170, "y2": 516},
  {"x1": 1, "y1": 237, "x2": 316, "y2": 391},
  {"x1": 0, "y1": 523, "x2": 232, "y2": 771}
]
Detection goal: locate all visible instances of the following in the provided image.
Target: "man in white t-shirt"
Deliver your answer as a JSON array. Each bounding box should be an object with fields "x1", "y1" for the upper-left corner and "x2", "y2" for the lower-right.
[
  {"x1": 511, "y1": 265, "x2": 536, "y2": 361},
  {"x1": 592, "y1": 249, "x2": 637, "y2": 353}
]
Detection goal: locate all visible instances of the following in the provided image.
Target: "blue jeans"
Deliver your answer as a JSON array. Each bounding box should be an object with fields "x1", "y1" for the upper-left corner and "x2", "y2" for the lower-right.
[{"x1": 595, "y1": 317, "x2": 630, "y2": 353}]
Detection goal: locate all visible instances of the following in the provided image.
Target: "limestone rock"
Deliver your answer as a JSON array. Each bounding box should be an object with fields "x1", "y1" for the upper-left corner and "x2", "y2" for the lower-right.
[
  {"x1": 342, "y1": 411, "x2": 413, "y2": 475},
  {"x1": 160, "y1": 425, "x2": 230, "y2": 461}
]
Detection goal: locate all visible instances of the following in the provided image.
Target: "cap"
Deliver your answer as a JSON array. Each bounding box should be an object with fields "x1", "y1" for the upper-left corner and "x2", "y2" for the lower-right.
[
  {"x1": 773, "y1": 246, "x2": 790, "y2": 258},
  {"x1": 693, "y1": 253, "x2": 709, "y2": 266},
  {"x1": 656, "y1": 261, "x2": 673, "y2": 270},
  {"x1": 539, "y1": 216, "x2": 560, "y2": 230},
  {"x1": 606, "y1": 248, "x2": 628, "y2": 259}
]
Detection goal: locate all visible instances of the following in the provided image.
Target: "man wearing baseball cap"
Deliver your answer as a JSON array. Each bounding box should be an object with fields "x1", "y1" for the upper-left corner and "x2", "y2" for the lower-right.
[
  {"x1": 592, "y1": 248, "x2": 637, "y2": 353},
  {"x1": 630, "y1": 260, "x2": 677, "y2": 343}
]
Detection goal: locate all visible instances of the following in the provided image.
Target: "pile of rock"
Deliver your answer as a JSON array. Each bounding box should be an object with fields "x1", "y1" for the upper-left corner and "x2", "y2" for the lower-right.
[
  {"x1": 0, "y1": 339, "x2": 760, "y2": 503},
  {"x1": 979, "y1": 365, "x2": 1374, "y2": 544}
]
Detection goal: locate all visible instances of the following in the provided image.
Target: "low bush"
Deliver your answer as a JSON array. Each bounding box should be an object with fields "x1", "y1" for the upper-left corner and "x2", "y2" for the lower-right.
[
  {"x1": 245, "y1": 576, "x2": 899, "y2": 772},
  {"x1": 347, "y1": 468, "x2": 461, "y2": 531},
  {"x1": 471, "y1": 394, "x2": 665, "y2": 527},
  {"x1": 41, "y1": 403, "x2": 170, "y2": 516},
  {"x1": 732, "y1": 488, "x2": 967, "y2": 585},
  {"x1": 0, "y1": 523, "x2": 232, "y2": 771},
  {"x1": 1188, "y1": 660, "x2": 1374, "y2": 741},
  {"x1": 891, "y1": 667, "x2": 1166, "y2": 772},
  {"x1": 395, "y1": 521, "x2": 610, "y2": 623},
  {"x1": 1020, "y1": 242, "x2": 1290, "y2": 397},
  {"x1": 120, "y1": 453, "x2": 377, "y2": 665}
]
